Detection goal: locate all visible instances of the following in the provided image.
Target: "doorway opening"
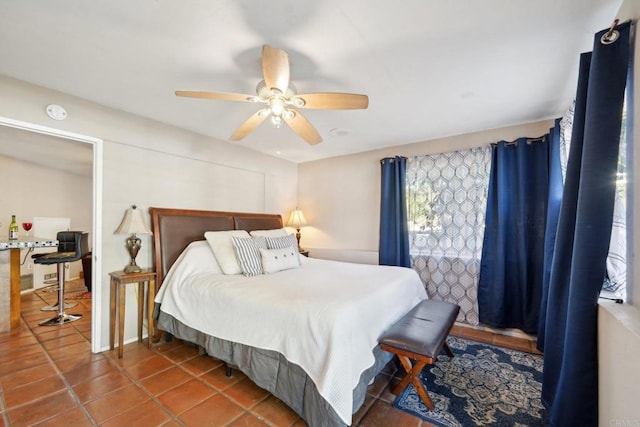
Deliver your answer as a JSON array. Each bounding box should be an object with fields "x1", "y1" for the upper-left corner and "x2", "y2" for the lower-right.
[{"x1": 0, "y1": 116, "x2": 103, "y2": 353}]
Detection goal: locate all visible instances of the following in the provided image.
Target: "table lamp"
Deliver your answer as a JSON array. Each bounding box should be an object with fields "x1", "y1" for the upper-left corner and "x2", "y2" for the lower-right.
[
  {"x1": 114, "y1": 205, "x2": 152, "y2": 273},
  {"x1": 286, "y1": 208, "x2": 307, "y2": 251}
]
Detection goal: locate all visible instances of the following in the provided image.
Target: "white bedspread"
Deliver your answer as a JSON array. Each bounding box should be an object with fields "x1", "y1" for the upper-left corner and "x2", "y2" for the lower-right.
[{"x1": 156, "y1": 255, "x2": 426, "y2": 424}]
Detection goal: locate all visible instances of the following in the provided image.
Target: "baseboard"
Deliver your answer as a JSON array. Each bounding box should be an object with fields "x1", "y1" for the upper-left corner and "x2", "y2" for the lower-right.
[
  {"x1": 454, "y1": 321, "x2": 536, "y2": 341},
  {"x1": 304, "y1": 247, "x2": 378, "y2": 265}
]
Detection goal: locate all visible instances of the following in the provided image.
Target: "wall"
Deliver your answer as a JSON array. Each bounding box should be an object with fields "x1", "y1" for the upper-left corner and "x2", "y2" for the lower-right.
[
  {"x1": 0, "y1": 155, "x2": 92, "y2": 279},
  {"x1": 0, "y1": 75, "x2": 298, "y2": 351},
  {"x1": 598, "y1": 302, "x2": 640, "y2": 425},
  {"x1": 297, "y1": 120, "x2": 554, "y2": 263}
]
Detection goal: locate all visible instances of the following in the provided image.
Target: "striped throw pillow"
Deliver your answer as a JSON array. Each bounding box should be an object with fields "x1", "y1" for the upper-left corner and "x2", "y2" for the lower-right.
[
  {"x1": 231, "y1": 236, "x2": 267, "y2": 276},
  {"x1": 265, "y1": 234, "x2": 298, "y2": 250}
]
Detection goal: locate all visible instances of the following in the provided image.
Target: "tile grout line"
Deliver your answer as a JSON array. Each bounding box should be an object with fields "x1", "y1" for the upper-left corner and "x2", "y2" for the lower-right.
[
  {"x1": 148, "y1": 343, "x2": 254, "y2": 422},
  {"x1": 222, "y1": 388, "x2": 271, "y2": 426},
  {"x1": 26, "y1": 288, "x2": 179, "y2": 426},
  {"x1": 149, "y1": 344, "x2": 218, "y2": 424},
  {"x1": 95, "y1": 348, "x2": 183, "y2": 426},
  {"x1": 152, "y1": 338, "x2": 304, "y2": 427},
  {"x1": 151, "y1": 343, "x2": 298, "y2": 426},
  {"x1": 33, "y1": 290, "x2": 98, "y2": 425},
  {"x1": 105, "y1": 341, "x2": 247, "y2": 425},
  {"x1": 17, "y1": 299, "x2": 100, "y2": 427}
]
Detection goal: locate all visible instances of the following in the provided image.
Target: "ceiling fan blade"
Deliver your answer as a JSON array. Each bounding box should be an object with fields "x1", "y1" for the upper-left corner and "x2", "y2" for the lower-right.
[
  {"x1": 262, "y1": 45, "x2": 290, "y2": 93},
  {"x1": 230, "y1": 110, "x2": 269, "y2": 141},
  {"x1": 294, "y1": 93, "x2": 369, "y2": 110},
  {"x1": 284, "y1": 110, "x2": 322, "y2": 145},
  {"x1": 175, "y1": 90, "x2": 254, "y2": 102}
]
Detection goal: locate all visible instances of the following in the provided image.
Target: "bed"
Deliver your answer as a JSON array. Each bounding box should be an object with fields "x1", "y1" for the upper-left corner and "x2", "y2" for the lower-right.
[{"x1": 150, "y1": 207, "x2": 427, "y2": 426}]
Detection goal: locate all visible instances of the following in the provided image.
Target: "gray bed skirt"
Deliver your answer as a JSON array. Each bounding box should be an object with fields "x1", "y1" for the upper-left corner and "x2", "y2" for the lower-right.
[{"x1": 157, "y1": 311, "x2": 393, "y2": 426}]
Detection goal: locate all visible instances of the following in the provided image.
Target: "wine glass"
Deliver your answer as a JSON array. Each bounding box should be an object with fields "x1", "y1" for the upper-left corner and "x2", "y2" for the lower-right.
[{"x1": 22, "y1": 222, "x2": 33, "y2": 238}]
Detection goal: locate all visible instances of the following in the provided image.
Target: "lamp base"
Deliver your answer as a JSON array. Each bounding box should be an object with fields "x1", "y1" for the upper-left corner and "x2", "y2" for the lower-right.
[
  {"x1": 124, "y1": 233, "x2": 143, "y2": 274},
  {"x1": 123, "y1": 263, "x2": 142, "y2": 274},
  {"x1": 295, "y1": 228, "x2": 303, "y2": 251}
]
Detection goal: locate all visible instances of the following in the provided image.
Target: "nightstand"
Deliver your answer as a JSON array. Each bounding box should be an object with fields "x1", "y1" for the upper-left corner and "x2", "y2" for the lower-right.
[
  {"x1": 299, "y1": 250, "x2": 309, "y2": 257},
  {"x1": 109, "y1": 269, "x2": 156, "y2": 358}
]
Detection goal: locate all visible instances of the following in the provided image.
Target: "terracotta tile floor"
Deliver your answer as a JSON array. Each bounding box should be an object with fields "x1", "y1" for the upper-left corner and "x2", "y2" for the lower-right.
[{"x1": 0, "y1": 286, "x2": 541, "y2": 426}]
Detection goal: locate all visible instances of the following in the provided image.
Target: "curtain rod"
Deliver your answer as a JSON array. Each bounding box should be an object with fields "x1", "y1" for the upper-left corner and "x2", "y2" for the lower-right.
[
  {"x1": 491, "y1": 136, "x2": 546, "y2": 147},
  {"x1": 380, "y1": 156, "x2": 407, "y2": 164}
]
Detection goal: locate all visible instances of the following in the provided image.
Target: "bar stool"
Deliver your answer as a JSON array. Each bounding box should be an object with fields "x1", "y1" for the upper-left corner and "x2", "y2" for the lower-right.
[
  {"x1": 33, "y1": 231, "x2": 88, "y2": 326},
  {"x1": 34, "y1": 232, "x2": 82, "y2": 311}
]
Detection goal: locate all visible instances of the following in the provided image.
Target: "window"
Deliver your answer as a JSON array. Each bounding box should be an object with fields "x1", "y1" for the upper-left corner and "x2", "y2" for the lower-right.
[
  {"x1": 407, "y1": 147, "x2": 491, "y2": 258},
  {"x1": 603, "y1": 99, "x2": 628, "y2": 299},
  {"x1": 561, "y1": 99, "x2": 628, "y2": 300}
]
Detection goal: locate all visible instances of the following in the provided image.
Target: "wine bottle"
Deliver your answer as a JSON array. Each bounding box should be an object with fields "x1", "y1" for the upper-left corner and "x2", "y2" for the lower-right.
[{"x1": 8, "y1": 215, "x2": 19, "y2": 240}]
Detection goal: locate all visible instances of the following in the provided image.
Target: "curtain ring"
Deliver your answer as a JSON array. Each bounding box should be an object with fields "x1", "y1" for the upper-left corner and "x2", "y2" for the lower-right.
[
  {"x1": 601, "y1": 30, "x2": 619, "y2": 45},
  {"x1": 601, "y1": 19, "x2": 620, "y2": 45}
]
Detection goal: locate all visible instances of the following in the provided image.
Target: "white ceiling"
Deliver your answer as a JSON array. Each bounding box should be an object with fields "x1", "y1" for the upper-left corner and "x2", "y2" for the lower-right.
[
  {"x1": 0, "y1": 0, "x2": 623, "y2": 164},
  {"x1": 0, "y1": 125, "x2": 93, "y2": 177}
]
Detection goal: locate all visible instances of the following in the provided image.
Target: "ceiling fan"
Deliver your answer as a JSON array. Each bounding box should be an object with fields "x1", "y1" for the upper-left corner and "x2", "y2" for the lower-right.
[{"x1": 175, "y1": 45, "x2": 369, "y2": 145}]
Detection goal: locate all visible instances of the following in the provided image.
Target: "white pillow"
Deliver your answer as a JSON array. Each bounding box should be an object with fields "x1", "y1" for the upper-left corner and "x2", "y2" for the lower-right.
[
  {"x1": 260, "y1": 246, "x2": 301, "y2": 274},
  {"x1": 204, "y1": 230, "x2": 251, "y2": 275},
  {"x1": 232, "y1": 236, "x2": 267, "y2": 276},
  {"x1": 249, "y1": 228, "x2": 288, "y2": 238},
  {"x1": 162, "y1": 240, "x2": 221, "y2": 286}
]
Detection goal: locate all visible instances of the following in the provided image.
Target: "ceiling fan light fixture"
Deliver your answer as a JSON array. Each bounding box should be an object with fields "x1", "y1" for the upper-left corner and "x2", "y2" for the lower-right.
[
  {"x1": 257, "y1": 80, "x2": 298, "y2": 100},
  {"x1": 269, "y1": 98, "x2": 286, "y2": 116},
  {"x1": 271, "y1": 115, "x2": 283, "y2": 127}
]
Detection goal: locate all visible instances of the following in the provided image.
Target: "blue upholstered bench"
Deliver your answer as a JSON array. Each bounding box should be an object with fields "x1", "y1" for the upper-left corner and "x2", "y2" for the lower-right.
[{"x1": 379, "y1": 299, "x2": 460, "y2": 409}]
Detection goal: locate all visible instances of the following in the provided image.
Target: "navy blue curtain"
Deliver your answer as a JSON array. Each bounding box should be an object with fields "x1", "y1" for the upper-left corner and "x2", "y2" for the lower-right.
[
  {"x1": 538, "y1": 22, "x2": 630, "y2": 427},
  {"x1": 477, "y1": 125, "x2": 562, "y2": 334},
  {"x1": 379, "y1": 156, "x2": 410, "y2": 267},
  {"x1": 536, "y1": 119, "x2": 564, "y2": 345}
]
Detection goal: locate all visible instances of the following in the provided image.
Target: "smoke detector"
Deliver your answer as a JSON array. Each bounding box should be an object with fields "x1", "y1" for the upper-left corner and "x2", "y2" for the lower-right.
[{"x1": 46, "y1": 104, "x2": 67, "y2": 121}]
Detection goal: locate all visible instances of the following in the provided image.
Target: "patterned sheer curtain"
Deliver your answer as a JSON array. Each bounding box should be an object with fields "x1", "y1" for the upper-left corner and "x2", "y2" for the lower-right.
[
  {"x1": 559, "y1": 100, "x2": 628, "y2": 299},
  {"x1": 406, "y1": 147, "x2": 491, "y2": 325},
  {"x1": 559, "y1": 101, "x2": 574, "y2": 181},
  {"x1": 607, "y1": 97, "x2": 628, "y2": 299}
]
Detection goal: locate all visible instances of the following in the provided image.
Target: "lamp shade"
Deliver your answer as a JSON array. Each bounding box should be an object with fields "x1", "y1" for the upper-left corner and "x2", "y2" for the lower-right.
[
  {"x1": 286, "y1": 209, "x2": 307, "y2": 228},
  {"x1": 114, "y1": 205, "x2": 152, "y2": 235}
]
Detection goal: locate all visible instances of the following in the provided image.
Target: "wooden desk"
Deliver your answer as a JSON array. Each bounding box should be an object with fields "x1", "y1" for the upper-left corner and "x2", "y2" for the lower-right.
[
  {"x1": 109, "y1": 269, "x2": 156, "y2": 358},
  {"x1": 0, "y1": 237, "x2": 58, "y2": 332}
]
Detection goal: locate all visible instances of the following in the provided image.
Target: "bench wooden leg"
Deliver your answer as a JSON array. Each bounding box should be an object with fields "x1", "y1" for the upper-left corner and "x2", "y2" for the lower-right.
[
  {"x1": 392, "y1": 356, "x2": 416, "y2": 395},
  {"x1": 394, "y1": 356, "x2": 435, "y2": 410}
]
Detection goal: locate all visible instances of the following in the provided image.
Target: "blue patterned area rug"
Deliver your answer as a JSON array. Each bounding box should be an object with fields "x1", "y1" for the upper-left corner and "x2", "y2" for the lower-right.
[{"x1": 392, "y1": 336, "x2": 547, "y2": 426}]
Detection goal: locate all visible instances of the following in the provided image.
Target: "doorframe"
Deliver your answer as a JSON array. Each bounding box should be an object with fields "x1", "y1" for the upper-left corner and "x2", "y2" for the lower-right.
[{"x1": 0, "y1": 116, "x2": 104, "y2": 353}]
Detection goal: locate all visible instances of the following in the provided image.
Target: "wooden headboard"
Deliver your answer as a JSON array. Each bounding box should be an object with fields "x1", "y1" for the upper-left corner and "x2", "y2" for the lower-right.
[{"x1": 149, "y1": 207, "x2": 283, "y2": 287}]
